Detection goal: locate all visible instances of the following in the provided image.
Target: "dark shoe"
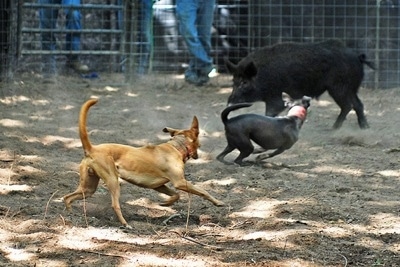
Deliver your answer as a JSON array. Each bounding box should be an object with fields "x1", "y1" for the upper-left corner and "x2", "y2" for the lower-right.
[
  {"x1": 197, "y1": 74, "x2": 210, "y2": 85},
  {"x1": 200, "y1": 65, "x2": 214, "y2": 77},
  {"x1": 41, "y1": 73, "x2": 56, "y2": 84},
  {"x1": 185, "y1": 71, "x2": 199, "y2": 84},
  {"x1": 185, "y1": 74, "x2": 208, "y2": 86},
  {"x1": 67, "y1": 61, "x2": 89, "y2": 73},
  {"x1": 42, "y1": 77, "x2": 56, "y2": 84},
  {"x1": 184, "y1": 69, "x2": 209, "y2": 86}
]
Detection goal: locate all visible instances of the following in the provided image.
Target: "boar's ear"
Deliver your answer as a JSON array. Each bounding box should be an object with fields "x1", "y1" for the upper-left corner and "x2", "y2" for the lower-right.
[
  {"x1": 224, "y1": 58, "x2": 237, "y2": 74},
  {"x1": 242, "y1": 61, "x2": 258, "y2": 79}
]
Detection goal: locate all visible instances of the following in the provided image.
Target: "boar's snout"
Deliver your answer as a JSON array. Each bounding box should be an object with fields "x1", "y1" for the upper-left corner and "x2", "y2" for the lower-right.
[{"x1": 227, "y1": 80, "x2": 258, "y2": 105}]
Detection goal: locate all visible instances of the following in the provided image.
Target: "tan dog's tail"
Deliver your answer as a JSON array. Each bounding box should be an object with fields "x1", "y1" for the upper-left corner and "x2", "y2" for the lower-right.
[{"x1": 79, "y1": 99, "x2": 98, "y2": 155}]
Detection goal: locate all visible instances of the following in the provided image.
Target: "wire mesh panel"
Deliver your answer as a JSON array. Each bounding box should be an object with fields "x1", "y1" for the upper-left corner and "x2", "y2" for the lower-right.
[
  {"x1": 151, "y1": 0, "x2": 249, "y2": 73},
  {"x1": 10, "y1": 1, "x2": 400, "y2": 88},
  {"x1": 19, "y1": 1, "x2": 125, "y2": 75},
  {"x1": 0, "y1": 0, "x2": 16, "y2": 82},
  {"x1": 247, "y1": 0, "x2": 400, "y2": 88}
]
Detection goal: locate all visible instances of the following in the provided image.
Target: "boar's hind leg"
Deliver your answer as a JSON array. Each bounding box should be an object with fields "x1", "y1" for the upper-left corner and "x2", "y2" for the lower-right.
[
  {"x1": 352, "y1": 94, "x2": 369, "y2": 129},
  {"x1": 331, "y1": 92, "x2": 368, "y2": 129},
  {"x1": 331, "y1": 95, "x2": 352, "y2": 129}
]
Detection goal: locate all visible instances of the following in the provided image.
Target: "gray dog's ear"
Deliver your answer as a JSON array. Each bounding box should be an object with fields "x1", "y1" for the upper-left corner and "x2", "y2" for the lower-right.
[
  {"x1": 302, "y1": 96, "x2": 312, "y2": 108},
  {"x1": 163, "y1": 127, "x2": 176, "y2": 136},
  {"x1": 282, "y1": 92, "x2": 294, "y2": 107}
]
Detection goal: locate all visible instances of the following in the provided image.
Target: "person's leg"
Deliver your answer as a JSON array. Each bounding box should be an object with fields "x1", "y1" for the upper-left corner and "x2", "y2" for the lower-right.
[
  {"x1": 177, "y1": 0, "x2": 213, "y2": 85},
  {"x1": 117, "y1": 0, "x2": 123, "y2": 30},
  {"x1": 63, "y1": 0, "x2": 88, "y2": 71},
  {"x1": 176, "y1": 0, "x2": 197, "y2": 80},
  {"x1": 39, "y1": 0, "x2": 60, "y2": 76},
  {"x1": 196, "y1": 0, "x2": 215, "y2": 75},
  {"x1": 137, "y1": 0, "x2": 153, "y2": 75}
]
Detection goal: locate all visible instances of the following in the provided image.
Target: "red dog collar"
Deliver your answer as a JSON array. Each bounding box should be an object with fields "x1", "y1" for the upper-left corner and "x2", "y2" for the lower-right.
[{"x1": 287, "y1": 106, "x2": 307, "y2": 121}]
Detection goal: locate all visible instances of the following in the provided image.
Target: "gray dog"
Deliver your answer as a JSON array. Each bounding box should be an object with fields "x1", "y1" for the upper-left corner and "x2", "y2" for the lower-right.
[{"x1": 217, "y1": 95, "x2": 311, "y2": 166}]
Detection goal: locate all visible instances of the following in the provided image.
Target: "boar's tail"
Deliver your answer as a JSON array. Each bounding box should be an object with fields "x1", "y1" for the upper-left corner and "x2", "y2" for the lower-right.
[
  {"x1": 221, "y1": 103, "x2": 253, "y2": 124},
  {"x1": 359, "y1": 54, "x2": 375, "y2": 70}
]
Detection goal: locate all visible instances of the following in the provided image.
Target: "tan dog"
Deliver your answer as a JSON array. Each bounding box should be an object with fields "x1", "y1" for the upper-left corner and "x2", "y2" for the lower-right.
[{"x1": 63, "y1": 99, "x2": 224, "y2": 228}]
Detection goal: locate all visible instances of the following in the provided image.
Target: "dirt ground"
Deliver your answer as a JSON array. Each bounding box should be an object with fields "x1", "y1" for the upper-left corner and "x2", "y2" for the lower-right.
[{"x1": 0, "y1": 71, "x2": 399, "y2": 267}]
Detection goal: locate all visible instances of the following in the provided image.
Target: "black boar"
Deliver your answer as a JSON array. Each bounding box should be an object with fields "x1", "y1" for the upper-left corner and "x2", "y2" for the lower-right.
[{"x1": 225, "y1": 40, "x2": 374, "y2": 129}]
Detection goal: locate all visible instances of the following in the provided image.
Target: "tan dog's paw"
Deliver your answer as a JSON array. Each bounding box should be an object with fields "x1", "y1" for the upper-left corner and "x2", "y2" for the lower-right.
[
  {"x1": 214, "y1": 200, "x2": 225, "y2": 207},
  {"x1": 120, "y1": 224, "x2": 133, "y2": 230},
  {"x1": 159, "y1": 194, "x2": 180, "y2": 206},
  {"x1": 63, "y1": 198, "x2": 72, "y2": 211}
]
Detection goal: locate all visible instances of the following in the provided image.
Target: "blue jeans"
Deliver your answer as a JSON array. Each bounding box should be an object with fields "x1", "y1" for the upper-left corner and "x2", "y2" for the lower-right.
[
  {"x1": 176, "y1": 0, "x2": 215, "y2": 75},
  {"x1": 118, "y1": 0, "x2": 153, "y2": 74},
  {"x1": 39, "y1": 0, "x2": 82, "y2": 73}
]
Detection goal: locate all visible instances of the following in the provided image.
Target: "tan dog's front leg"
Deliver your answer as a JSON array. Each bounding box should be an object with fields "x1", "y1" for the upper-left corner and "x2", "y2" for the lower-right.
[
  {"x1": 106, "y1": 178, "x2": 129, "y2": 228},
  {"x1": 172, "y1": 178, "x2": 225, "y2": 206},
  {"x1": 154, "y1": 185, "x2": 180, "y2": 206},
  {"x1": 93, "y1": 156, "x2": 131, "y2": 229}
]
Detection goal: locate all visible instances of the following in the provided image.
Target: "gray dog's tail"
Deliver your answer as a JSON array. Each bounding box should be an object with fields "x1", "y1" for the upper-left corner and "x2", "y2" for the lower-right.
[{"x1": 221, "y1": 103, "x2": 253, "y2": 124}]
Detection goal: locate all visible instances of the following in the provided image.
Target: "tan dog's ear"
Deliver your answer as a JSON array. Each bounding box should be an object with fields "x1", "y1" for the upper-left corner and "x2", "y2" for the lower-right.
[{"x1": 191, "y1": 116, "x2": 199, "y2": 136}]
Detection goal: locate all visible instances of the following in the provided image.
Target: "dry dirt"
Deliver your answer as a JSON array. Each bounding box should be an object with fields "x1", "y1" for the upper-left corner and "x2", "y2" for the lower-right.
[{"x1": 0, "y1": 72, "x2": 399, "y2": 266}]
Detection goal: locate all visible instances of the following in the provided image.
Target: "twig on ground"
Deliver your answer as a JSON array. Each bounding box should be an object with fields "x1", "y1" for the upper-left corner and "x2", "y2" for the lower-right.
[
  {"x1": 1, "y1": 159, "x2": 14, "y2": 162},
  {"x1": 59, "y1": 214, "x2": 66, "y2": 226},
  {"x1": 229, "y1": 219, "x2": 252, "y2": 229},
  {"x1": 82, "y1": 191, "x2": 88, "y2": 227},
  {"x1": 5, "y1": 151, "x2": 19, "y2": 185},
  {"x1": 162, "y1": 213, "x2": 182, "y2": 226},
  {"x1": 82, "y1": 249, "x2": 131, "y2": 259},
  {"x1": 44, "y1": 190, "x2": 59, "y2": 219},
  {"x1": 185, "y1": 181, "x2": 191, "y2": 234},
  {"x1": 283, "y1": 238, "x2": 288, "y2": 257},
  {"x1": 385, "y1": 147, "x2": 400, "y2": 153},
  {"x1": 9, "y1": 210, "x2": 21, "y2": 219},
  {"x1": 303, "y1": 192, "x2": 317, "y2": 202},
  {"x1": 199, "y1": 222, "x2": 222, "y2": 228},
  {"x1": 0, "y1": 206, "x2": 11, "y2": 219},
  {"x1": 339, "y1": 253, "x2": 348, "y2": 267},
  {"x1": 170, "y1": 230, "x2": 224, "y2": 251},
  {"x1": 7, "y1": 162, "x2": 14, "y2": 186}
]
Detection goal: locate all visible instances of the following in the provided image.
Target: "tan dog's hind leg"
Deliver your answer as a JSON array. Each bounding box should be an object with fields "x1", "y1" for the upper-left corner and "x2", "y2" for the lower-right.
[
  {"x1": 64, "y1": 156, "x2": 130, "y2": 228},
  {"x1": 63, "y1": 159, "x2": 100, "y2": 211},
  {"x1": 171, "y1": 178, "x2": 225, "y2": 207},
  {"x1": 154, "y1": 185, "x2": 180, "y2": 206}
]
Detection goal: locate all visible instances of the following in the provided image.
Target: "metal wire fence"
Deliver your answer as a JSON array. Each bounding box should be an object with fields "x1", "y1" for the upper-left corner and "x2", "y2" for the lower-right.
[{"x1": 1, "y1": 0, "x2": 400, "y2": 88}]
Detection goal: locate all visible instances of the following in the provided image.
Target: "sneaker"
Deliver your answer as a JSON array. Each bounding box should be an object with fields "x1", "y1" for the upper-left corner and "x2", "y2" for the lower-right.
[{"x1": 67, "y1": 61, "x2": 89, "y2": 73}]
